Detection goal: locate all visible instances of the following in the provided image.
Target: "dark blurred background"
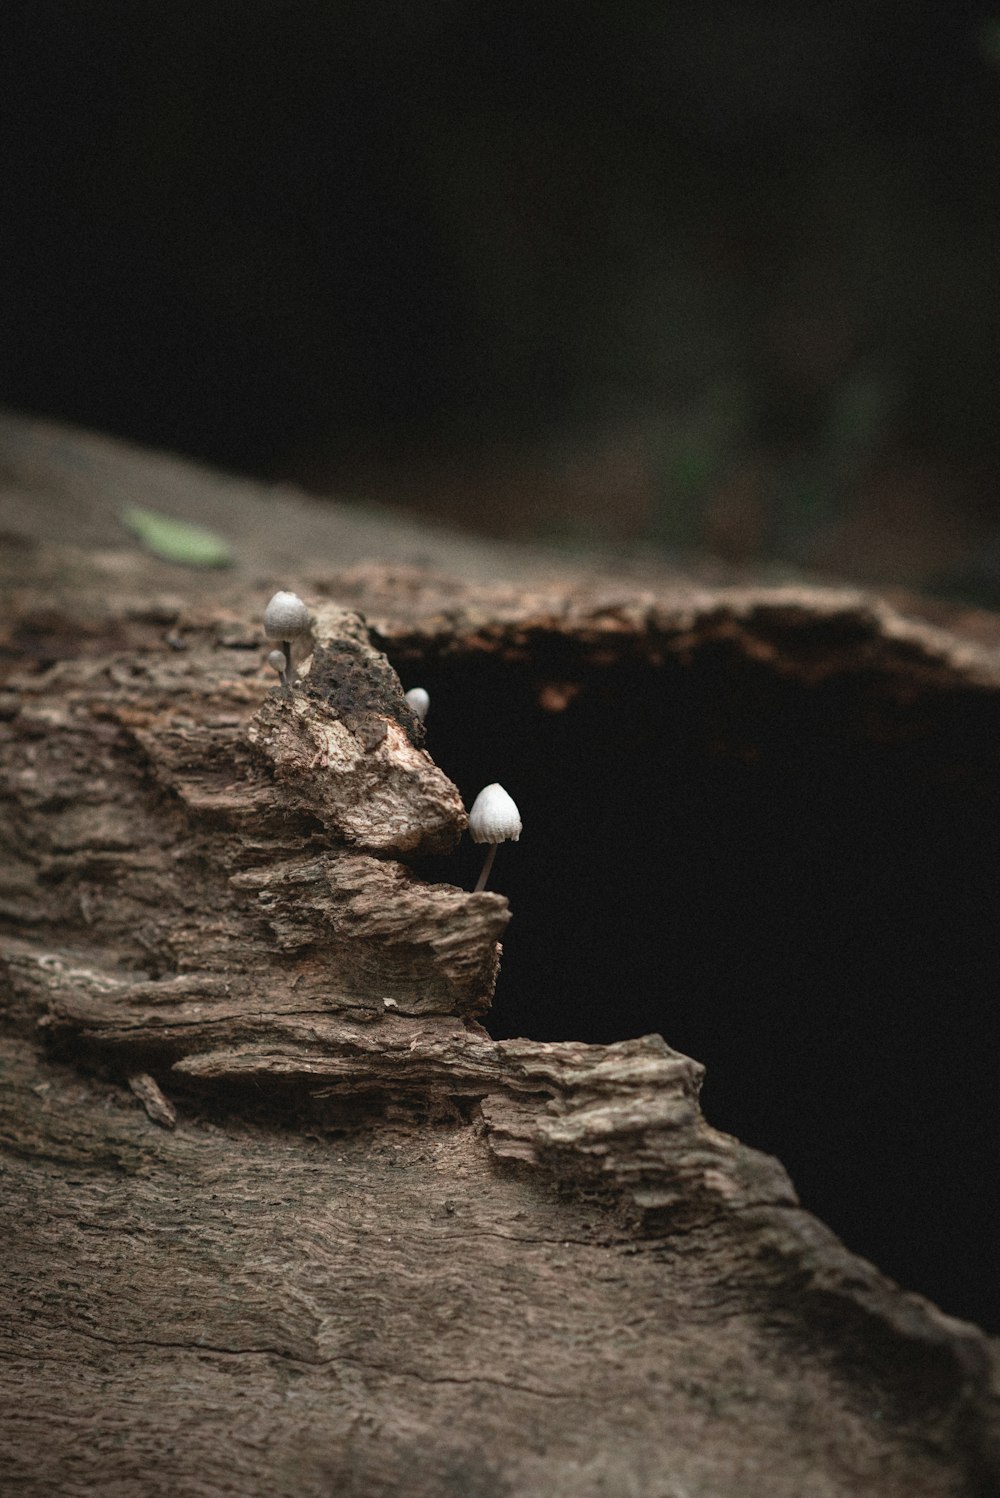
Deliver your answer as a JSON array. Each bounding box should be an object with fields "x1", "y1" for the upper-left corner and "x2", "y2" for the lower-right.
[{"x1": 4, "y1": 0, "x2": 1000, "y2": 595}]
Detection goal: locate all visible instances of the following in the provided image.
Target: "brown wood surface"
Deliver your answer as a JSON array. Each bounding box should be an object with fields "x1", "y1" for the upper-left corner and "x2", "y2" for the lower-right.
[{"x1": 1, "y1": 409, "x2": 999, "y2": 1497}]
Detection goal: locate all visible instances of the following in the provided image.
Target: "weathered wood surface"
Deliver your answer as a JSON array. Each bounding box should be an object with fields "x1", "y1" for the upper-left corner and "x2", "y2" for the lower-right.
[{"x1": 1, "y1": 409, "x2": 999, "y2": 1497}]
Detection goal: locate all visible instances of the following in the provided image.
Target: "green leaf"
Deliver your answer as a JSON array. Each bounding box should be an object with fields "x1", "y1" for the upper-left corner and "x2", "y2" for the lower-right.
[{"x1": 121, "y1": 506, "x2": 234, "y2": 568}]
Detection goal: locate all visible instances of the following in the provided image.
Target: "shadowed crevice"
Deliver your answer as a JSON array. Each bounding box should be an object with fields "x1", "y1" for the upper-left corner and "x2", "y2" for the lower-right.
[{"x1": 392, "y1": 628, "x2": 1000, "y2": 1332}]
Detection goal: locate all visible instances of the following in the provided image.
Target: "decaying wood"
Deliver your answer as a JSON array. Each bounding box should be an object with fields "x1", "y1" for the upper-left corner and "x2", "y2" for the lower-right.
[
  {"x1": 126, "y1": 1071, "x2": 177, "y2": 1128},
  {"x1": 2, "y1": 409, "x2": 1000, "y2": 1497}
]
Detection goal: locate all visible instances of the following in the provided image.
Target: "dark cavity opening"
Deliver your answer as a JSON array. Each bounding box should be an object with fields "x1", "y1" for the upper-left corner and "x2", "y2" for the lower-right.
[{"x1": 388, "y1": 628, "x2": 1000, "y2": 1333}]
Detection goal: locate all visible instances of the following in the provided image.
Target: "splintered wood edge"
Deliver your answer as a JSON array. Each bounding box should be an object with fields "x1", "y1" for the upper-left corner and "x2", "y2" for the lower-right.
[{"x1": 361, "y1": 580, "x2": 1000, "y2": 696}]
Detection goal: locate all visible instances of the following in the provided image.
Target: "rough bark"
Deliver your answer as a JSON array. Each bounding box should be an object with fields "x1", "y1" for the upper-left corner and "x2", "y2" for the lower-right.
[{"x1": 1, "y1": 409, "x2": 999, "y2": 1497}]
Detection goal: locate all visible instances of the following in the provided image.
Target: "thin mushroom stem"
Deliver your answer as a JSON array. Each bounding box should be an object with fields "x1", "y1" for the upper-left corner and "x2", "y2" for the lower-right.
[
  {"x1": 474, "y1": 843, "x2": 498, "y2": 893},
  {"x1": 281, "y1": 638, "x2": 293, "y2": 687}
]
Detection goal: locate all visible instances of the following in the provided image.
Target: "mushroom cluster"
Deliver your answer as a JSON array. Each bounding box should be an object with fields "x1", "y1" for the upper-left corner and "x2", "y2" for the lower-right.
[
  {"x1": 263, "y1": 590, "x2": 311, "y2": 690},
  {"x1": 261, "y1": 592, "x2": 522, "y2": 894}
]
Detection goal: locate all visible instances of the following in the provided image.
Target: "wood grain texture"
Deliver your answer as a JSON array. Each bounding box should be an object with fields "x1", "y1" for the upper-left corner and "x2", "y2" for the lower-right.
[{"x1": 1, "y1": 410, "x2": 999, "y2": 1496}]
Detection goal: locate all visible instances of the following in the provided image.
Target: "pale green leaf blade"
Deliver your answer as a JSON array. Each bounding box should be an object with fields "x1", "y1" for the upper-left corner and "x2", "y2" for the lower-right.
[{"x1": 121, "y1": 506, "x2": 235, "y2": 568}]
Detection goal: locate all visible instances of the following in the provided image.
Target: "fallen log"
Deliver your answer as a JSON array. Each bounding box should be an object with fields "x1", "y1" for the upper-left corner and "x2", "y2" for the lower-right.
[{"x1": 1, "y1": 409, "x2": 998, "y2": 1497}]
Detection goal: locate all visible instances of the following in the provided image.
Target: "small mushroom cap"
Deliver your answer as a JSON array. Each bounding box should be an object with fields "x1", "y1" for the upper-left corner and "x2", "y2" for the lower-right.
[
  {"x1": 468, "y1": 783, "x2": 521, "y2": 844},
  {"x1": 263, "y1": 590, "x2": 311, "y2": 638},
  {"x1": 404, "y1": 686, "x2": 430, "y2": 722},
  {"x1": 267, "y1": 649, "x2": 288, "y2": 673}
]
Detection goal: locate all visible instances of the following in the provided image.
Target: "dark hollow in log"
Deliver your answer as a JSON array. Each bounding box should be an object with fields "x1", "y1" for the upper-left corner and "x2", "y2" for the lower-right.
[{"x1": 386, "y1": 622, "x2": 1000, "y2": 1332}]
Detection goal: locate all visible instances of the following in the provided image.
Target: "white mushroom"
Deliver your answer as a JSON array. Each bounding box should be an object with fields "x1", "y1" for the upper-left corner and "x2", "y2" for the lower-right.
[
  {"x1": 468, "y1": 783, "x2": 521, "y2": 893},
  {"x1": 263, "y1": 591, "x2": 311, "y2": 687},
  {"x1": 404, "y1": 686, "x2": 430, "y2": 723},
  {"x1": 266, "y1": 648, "x2": 289, "y2": 689}
]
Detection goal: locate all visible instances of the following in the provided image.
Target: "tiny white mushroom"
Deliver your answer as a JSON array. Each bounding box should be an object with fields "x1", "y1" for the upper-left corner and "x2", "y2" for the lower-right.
[
  {"x1": 468, "y1": 782, "x2": 521, "y2": 893},
  {"x1": 263, "y1": 590, "x2": 311, "y2": 687},
  {"x1": 267, "y1": 648, "x2": 289, "y2": 689},
  {"x1": 404, "y1": 686, "x2": 430, "y2": 723}
]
